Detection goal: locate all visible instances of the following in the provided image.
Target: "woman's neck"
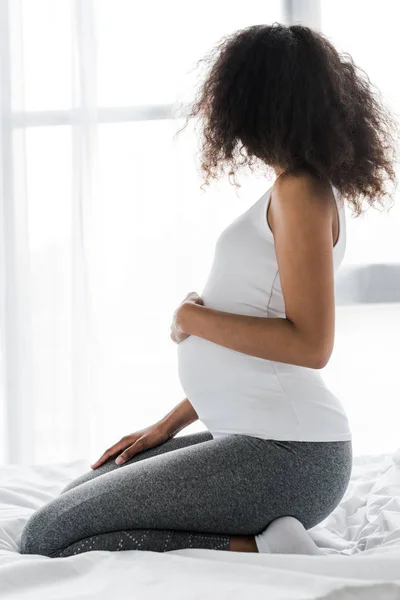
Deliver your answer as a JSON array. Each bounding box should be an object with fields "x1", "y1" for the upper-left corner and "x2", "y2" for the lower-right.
[{"x1": 273, "y1": 166, "x2": 286, "y2": 178}]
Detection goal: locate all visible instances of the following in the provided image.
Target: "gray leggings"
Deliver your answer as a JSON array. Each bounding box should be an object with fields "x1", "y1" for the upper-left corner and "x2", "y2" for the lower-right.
[{"x1": 20, "y1": 431, "x2": 352, "y2": 557}]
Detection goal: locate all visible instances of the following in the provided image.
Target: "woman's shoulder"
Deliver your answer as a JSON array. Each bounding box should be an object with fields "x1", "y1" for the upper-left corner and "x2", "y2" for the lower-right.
[{"x1": 272, "y1": 169, "x2": 336, "y2": 214}]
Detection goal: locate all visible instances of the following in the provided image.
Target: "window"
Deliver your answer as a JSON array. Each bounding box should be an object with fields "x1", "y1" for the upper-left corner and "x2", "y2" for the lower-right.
[{"x1": 1, "y1": 1, "x2": 283, "y2": 463}]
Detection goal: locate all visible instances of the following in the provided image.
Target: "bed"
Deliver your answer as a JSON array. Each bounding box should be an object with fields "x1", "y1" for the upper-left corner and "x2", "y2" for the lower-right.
[{"x1": 1, "y1": 450, "x2": 400, "y2": 600}]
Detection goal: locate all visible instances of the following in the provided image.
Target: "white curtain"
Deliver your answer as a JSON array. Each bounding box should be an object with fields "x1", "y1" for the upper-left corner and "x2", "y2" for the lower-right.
[
  {"x1": 0, "y1": 0, "x2": 282, "y2": 465},
  {"x1": 1, "y1": 0, "x2": 399, "y2": 465}
]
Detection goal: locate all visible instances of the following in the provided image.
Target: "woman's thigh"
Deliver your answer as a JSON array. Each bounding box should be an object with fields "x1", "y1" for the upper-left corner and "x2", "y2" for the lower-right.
[
  {"x1": 20, "y1": 434, "x2": 274, "y2": 556},
  {"x1": 20, "y1": 435, "x2": 352, "y2": 557},
  {"x1": 60, "y1": 430, "x2": 213, "y2": 494}
]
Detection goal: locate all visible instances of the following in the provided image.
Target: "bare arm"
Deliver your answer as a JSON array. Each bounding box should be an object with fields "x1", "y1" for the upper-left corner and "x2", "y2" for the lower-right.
[
  {"x1": 159, "y1": 397, "x2": 199, "y2": 436},
  {"x1": 176, "y1": 174, "x2": 337, "y2": 370}
]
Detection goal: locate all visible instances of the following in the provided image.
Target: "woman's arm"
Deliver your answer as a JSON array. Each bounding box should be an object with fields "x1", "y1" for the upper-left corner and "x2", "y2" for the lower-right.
[
  {"x1": 176, "y1": 174, "x2": 337, "y2": 370},
  {"x1": 159, "y1": 397, "x2": 199, "y2": 437}
]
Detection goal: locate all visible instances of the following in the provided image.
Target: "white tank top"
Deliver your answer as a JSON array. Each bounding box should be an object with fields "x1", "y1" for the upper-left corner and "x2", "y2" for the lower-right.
[{"x1": 177, "y1": 184, "x2": 352, "y2": 442}]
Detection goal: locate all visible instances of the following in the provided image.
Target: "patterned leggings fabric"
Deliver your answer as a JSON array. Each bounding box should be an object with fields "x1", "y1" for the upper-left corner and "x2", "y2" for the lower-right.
[{"x1": 19, "y1": 431, "x2": 352, "y2": 557}]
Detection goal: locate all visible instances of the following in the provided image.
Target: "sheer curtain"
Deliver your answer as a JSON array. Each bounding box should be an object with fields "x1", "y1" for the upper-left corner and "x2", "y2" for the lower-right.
[
  {"x1": 1, "y1": 1, "x2": 399, "y2": 466},
  {"x1": 0, "y1": 0, "x2": 282, "y2": 465}
]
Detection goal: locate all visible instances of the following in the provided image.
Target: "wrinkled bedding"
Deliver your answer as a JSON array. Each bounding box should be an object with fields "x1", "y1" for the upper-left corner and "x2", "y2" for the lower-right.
[{"x1": 1, "y1": 450, "x2": 400, "y2": 599}]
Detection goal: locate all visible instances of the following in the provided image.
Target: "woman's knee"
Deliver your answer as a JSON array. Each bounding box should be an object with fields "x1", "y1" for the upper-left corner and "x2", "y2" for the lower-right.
[
  {"x1": 20, "y1": 488, "x2": 76, "y2": 557},
  {"x1": 20, "y1": 505, "x2": 54, "y2": 556}
]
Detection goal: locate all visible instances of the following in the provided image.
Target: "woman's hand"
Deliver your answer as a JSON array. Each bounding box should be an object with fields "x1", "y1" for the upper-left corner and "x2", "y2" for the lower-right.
[
  {"x1": 90, "y1": 421, "x2": 171, "y2": 469},
  {"x1": 170, "y1": 291, "x2": 203, "y2": 343}
]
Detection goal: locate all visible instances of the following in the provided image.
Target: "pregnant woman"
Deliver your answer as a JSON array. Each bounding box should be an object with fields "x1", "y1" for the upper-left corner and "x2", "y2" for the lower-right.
[{"x1": 21, "y1": 23, "x2": 396, "y2": 558}]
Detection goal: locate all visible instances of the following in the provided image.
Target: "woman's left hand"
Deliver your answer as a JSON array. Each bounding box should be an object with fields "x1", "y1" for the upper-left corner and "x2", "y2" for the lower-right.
[{"x1": 170, "y1": 291, "x2": 203, "y2": 343}]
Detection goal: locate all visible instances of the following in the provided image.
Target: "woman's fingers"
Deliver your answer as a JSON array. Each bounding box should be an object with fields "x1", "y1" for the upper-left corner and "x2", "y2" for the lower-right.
[
  {"x1": 184, "y1": 291, "x2": 202, "y2": 304},
  {"x1": 91, "y1": 439, "x2": 133, "y2": 469},
  {"x1": 115, "y1": 437, "x2": 148, "y2": 465},
  {"x1": 170, "y1": 291, "x2": 203, "y2": 345}
]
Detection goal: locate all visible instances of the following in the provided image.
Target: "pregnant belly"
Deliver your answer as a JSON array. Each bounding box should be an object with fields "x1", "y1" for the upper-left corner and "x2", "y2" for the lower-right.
[
  {"x1": 177, "y1": 335, "x2": 350, "y2": 439},
  {"x1": 177, "y1": 335, "x2": 285, "y2": 423}
]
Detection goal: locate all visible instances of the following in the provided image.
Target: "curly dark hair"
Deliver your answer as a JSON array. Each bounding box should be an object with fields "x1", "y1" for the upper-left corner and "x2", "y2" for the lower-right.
[{"x1": 175, "y1": 23, "x2": 398, "y2": 216}]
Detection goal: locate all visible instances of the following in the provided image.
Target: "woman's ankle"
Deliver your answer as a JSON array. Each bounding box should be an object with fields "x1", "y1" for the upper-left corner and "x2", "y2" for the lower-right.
[{"x1": 229, "y1": 535, "x2": 258, "y2": 552}]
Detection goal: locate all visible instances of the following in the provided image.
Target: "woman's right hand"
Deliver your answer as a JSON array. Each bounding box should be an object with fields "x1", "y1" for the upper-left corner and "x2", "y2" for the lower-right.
[{"x1": 90, "y1": 421, "x2": 171, "y2": 469}]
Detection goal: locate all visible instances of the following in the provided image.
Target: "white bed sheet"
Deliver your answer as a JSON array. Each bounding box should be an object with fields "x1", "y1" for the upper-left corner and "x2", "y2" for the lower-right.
[{"x1": 1, "y1": 451, "x2": 400, "y2": 600}]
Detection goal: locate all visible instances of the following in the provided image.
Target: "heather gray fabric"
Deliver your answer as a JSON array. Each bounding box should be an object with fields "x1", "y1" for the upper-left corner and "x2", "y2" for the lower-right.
[{"x1": 19, "y1": 431, "x2": 352, "y2": 557}]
